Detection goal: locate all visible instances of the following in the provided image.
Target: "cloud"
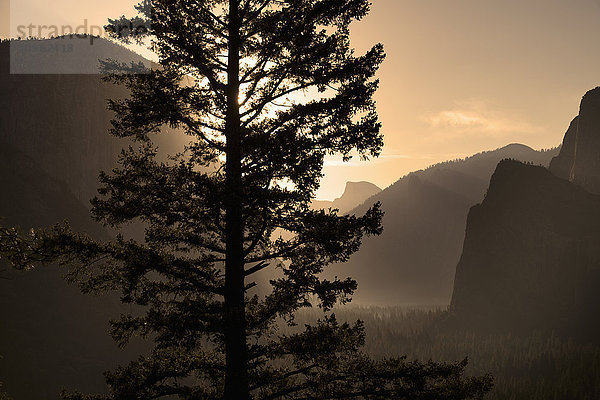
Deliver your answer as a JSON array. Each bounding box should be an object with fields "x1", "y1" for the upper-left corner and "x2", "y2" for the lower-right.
[
  {"x1": 429, "y1": 111, "x2": 488, "y2": 129},
  {"x1": 424, "y1": 100, "x2": 541, "y2": 139}
]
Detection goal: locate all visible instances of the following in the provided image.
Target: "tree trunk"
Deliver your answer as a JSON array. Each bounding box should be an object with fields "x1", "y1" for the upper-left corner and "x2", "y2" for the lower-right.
[{"x1": 223, "y1": 1, "x2": 250, "y2": 399}]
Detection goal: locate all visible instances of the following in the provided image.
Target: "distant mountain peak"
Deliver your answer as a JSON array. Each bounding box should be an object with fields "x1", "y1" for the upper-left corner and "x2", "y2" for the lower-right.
[
  {"x1": 451, "y1": 87, "x2": 600, "y2": 337},
  {"x1": 582, "y1": 85, "x2": 600, "y2": 101},
  {"x1": 312, "y1": 181, "x2": 381, "y2": 214},
  {"x1": 338, "y1": 181, "x2": 382, "y2": 199},
  {"x1": 324, "y1": 144, "x2": 559, "y2": 306},
  {"x1": 500, "y1": 143, "x2": 535, "y2": 151}
]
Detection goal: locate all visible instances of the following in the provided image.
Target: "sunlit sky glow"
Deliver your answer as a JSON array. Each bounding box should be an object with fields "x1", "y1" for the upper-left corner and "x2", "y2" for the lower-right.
[{"x1": 3, "y1": 0, "x2": 600, "y2": 199}]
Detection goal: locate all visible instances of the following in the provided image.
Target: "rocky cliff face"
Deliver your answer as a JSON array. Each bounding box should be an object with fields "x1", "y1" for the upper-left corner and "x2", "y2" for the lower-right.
[
  {"x1": 325, "y1": 144, "x2": 558, "y2": 305},
  {"x1": 549, "y1": 87, "x2": 600, "y2": 194},
  {"x1": 450, "y1": 160, "x2": 600, "y2": 336},
  {"x1": 451, "y1": 89, "x2": 600, "y2": 338},
  {"x1": 571, "y1": 87, "x2": 600, "y2": 194},
  {"x1": 548, "y1": 116, "x2": 578, "y2": 180}
]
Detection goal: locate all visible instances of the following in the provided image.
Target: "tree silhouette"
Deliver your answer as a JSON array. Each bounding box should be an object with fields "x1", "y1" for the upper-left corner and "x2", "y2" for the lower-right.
[{"x1": 1, "y1": 1, "x2": 492, "y2": 399}]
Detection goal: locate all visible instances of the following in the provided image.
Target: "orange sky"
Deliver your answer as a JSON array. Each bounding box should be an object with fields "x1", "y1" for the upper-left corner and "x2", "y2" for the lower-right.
[{"x1": 3, "y1": 0, "x2": 600, "y2": 199}]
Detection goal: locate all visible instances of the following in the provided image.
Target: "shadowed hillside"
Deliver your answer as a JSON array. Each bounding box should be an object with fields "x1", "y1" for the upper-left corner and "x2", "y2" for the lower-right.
[
  {"x1": 0, "y1": 37, "x2": 158, "y2": 400},
  {"x1": 0, "y1": 141, "x2": 102, "y2": 233},
  {"x1": 0, "y1": 37, "x2": 189, "y2": 206},
  {"x1": 7, "y1": 36, "x2": 150, "y2": 74},
  {"x1": 451, "y1": 88, "x2": 600, "y2": 341},
  {"x1": 331, "y1": 144, "x2": 558, "y2": 305},
  {"x1": 451, "y1": 160, "x2": 600, "y2": 337}
]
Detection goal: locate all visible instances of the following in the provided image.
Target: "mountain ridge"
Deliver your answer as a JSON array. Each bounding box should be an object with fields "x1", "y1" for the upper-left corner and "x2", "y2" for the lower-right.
[
  {"x1": 0, "y1": 37, "x2": 157, "y2": 400},
  {"x1": 450, "y1": 87, "x2": 600, "y2": 339},
  {"x1": 450, "y1": 159, "x2": 600, "y2": 336},
  {"x1": 328, "y1": 143, "x2": 558, "y2": 305}
]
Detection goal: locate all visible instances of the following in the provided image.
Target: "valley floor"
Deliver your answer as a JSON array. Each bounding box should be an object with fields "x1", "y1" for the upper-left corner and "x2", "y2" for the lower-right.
[{"x1": 293, "y1": 306, "x2": 600, "y2": 400}]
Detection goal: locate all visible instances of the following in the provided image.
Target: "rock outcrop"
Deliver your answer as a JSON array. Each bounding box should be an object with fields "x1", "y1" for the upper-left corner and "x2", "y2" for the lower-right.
[
  {"x1": 327, "y1": 144, "x2": 558, "y2": 305},
  {"x1": 548, "y1": 116, "x2": 578, "y2": 180},
  {"x1": 451, "y1": 89, "x2": 600, "y2": 339},
  {"x1": 571, "y1": 87, "x2": 600, "y2": 194},
  {"x1": 549, "y1": 87, "x2": 600, "y2": 194},
  {"x1": 450, "y1": 160, "x2": 600, "y2": 337}
]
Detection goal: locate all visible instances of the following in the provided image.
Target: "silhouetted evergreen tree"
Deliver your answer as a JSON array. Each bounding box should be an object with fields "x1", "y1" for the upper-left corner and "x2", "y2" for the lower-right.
[
  {"x1": 0, "y1": 381, "x2": 11, "y2": 400},
  {"x1": 1, "y1": 1, "x2": 492, "y2": 399}
]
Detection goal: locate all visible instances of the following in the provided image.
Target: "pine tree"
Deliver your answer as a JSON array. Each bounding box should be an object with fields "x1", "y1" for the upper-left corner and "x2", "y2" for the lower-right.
[
  {"x1": 0, "y1": 380, "x2": 11, "y2": 400},
  {"x1": 1, "y1": 1, "x2": 492, "y2": 399}
]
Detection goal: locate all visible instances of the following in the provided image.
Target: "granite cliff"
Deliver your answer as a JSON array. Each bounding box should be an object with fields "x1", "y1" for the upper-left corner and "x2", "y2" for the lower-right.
[
  {"x1": 329, "y1": 144, "x2": 558, "y2": 305},
  {"x1": 450, "y1": 160, "x2": 600, "y2": 336},
  {"x1": 550, "y1": 87, "x2": 600, "y2": 195},
  {"x1": 548, "y1": 116, "x2": 578, "y2": 180},
  {"x1": 451, "y1": 88, "x2": 600, "y2": 339}
]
